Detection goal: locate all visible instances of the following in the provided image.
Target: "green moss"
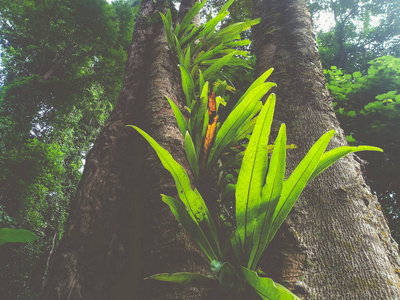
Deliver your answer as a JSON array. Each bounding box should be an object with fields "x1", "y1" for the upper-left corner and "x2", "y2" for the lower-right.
[
  {"x1": 306, "y1": 258, "x2": 313, "y2": 268},
  {"x1": 348, "y1": 276, "x2": 379, "y2": 293}
]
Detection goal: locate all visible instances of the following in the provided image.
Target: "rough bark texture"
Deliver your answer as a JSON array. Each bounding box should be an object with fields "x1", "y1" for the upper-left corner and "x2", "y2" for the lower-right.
[
  {"x1": 40, "y1": 0, "x2": 209, "y2": 299},
  {"x1": 252, "y1": 0, "x2": 400, "y2": 299}
]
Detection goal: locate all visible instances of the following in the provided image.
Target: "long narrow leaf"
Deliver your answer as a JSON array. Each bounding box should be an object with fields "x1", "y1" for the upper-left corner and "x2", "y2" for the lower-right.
[
  {"x1": 268, "y1": 131, "x2": 336, "y2": 246},
  {"x1": 196, "y1": 11, "x2": 229, "y2": 40},
  {"x1": 220, "y1": 0, "x2": 235, "y2": 13},
  {"x1": 184, "y1": 131, "x2": 199, "y2": 181},
  {"x1": 184, "y1": 46, "x2": 191, "y2": 71},
  {"x1": 174, "y1": 22, "x2": 181, "y2": 37},
  {"x1": 241, "y1": 267, "x2": 300, "y2": 300},
  {"x1": 159, "y1": 12, "x2": 175, "y2": 51},
  {"x1": 249, "y1": 124, "x2": 287, "y2": 269},
  {"x1": 179, "y1": 64, "x2": 195, "y2": 107},
  {"x1": 199, "y1": 51, "x2": 238, "y2": 84},
  {"x1": 166, "y1": 9, "x2": 172, "y2": 28},
  {"x1": 232, "y1": 115, "x2": 258, "y2": 144},
  {"x1": 206, "y1": 19, "x2": 260, "y2": 47},
  {"x1": 234, "y1": 101, "x2": 263, "y2": 143},
  {"x1": 180, "y1": 24, "x2": 204, "y2": 48},
  {"x1": 224, "y1": 40, "x2": 252, "y2": 47},
  {"x1": 175, "y1": 36, "x2": 184, "y2": 66},
  {"x1": 193, "y1": 43, "x2": 225, "y2": 65},
  {"x1": 206, "y1": 86, "x2": 275, "y2": 172},
  {"x1": 230, "y1": 230, "x2": 244, "y2": 264},
  {"x1": 234, "y1": 68, "x2": 274, "y2": 108},
  {"x1": 178, "y1": 0, "x2": 207, "y2": 39},
  {"x1": 130, "y1": 126, "x2": 220, "y2": 257},
  {"x1": 199, "y1": 69, "x2": 205, "y2": 93},
  {"x1": 191, "y1": 82, "x2": 209, "y2": 159},
  {"x1": 161, "y1": 195, "x2": 217, "y2": 261},
  {"x1": 194, "y1": 188, "x2": 221, "y2": 256},
  {"x1": 166, "y1": 96, "x2": 187, "y2": 136},
  {"x1": 179, "y1": 23, "x2": 195, "y2": 41},
  {"x1": 147, "y1": 270, "x2": 216, "y2": 287},
  {"x1": 307, "y1": 145, "x2": 383, "y2": 184},
  {"x1": 201, "y1": 57, "x2": 252, "y2": 69},
  {"x1": 236, "y1": 95, "x2": 275, "y2": 257}
]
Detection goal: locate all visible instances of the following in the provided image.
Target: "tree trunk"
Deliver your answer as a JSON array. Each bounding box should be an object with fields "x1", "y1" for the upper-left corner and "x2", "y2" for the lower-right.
[
  {"x1": 40, "y1": 0, "x2": 209, "y2": 299},
  {"x1": 252, "y1": 0, "x2": 400, "y2": 299}
]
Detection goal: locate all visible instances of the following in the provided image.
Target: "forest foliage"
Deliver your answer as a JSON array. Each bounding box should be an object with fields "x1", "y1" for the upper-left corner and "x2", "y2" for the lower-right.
[{"x1": 0, "y1": 0, "x2": 139, "y2": 297}]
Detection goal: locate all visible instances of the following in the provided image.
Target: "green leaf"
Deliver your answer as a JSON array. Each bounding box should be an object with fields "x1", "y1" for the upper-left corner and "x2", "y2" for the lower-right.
[
  {"x1": 268, "y1": 131, "x2": 336, "y2": 247},
  {"x1": 166, "y1": 8, "x2": 172, "y2": 28},
  {"x1": 179, "y1": 64, "x2": 195, "y2": 107},
  {"x1": 189, "y1": 82, "x2": 208, "y2": 160},
  {"x1": 146, "y1": 270, "x2": 216, "y2": 287},
  {"x1": 220, "y1": 0, "x2": 235, "y2": 13},
  {"x1": 196, "y1": 11, "x2": 229, "y2": 41},
  {"x1": 174, "y1": 22, "x2": 181, "y2": 37},
  {"x1": 230, "y1": 230, "x2": 244, "y2": 264},
  {"x1": 193, "y1": 43, "x2": 225, "y2": 65},
  {"x1": 201, "y1": 57, "x2": 252, "y2": 69},
  {"x1": 220, "y1": 49, "x2": 249, "y2": 57},
  {"x1": 236, "y1": 94, "x2": 275, "y2": 257},
  {"x1": 175, "y1": 36, "x2": 184, "y2": 66},
  {"x1": 159, "y1": 12, "x2": 175, "y2": 51},
  {"x1": 199, "y1": 51, "x2": 238, "y2": 84},
  {"x1": 162, "y1": 195, "x2": 217, "y2": 261},
  {"x1": 249, "y1": 124, "x2": 287, "y2": 269},
  {"x1": 130, "y1": 126, "x2": 220, "y2": 259},
  {"x1": 241, "y1": 267, "x2": 300, "y2": 300},
  {"x1": 346, "y1": 134, "x2": 356, "y2": 143},
  {"x1": 222, "y1": 183, "x2": 236, "y2": 200},
  {"x1": 232, "y1": 113, "x2": 258, "y2": 144},
  {"x1": 212, "y1": 261, "x2": 236, "y2": 289},
  {"x1": 206, "y1": 19, "x2": 260, "y2": 47},
  {"x1": 224, "y1": 40, "x2": 252, "y2": 47},
  {"x1": 184, "y1": 46, "x2": 191, "y2": 71},
  {"x1": 179, "y1": 23, "x2": 195, "y2": 41},
  {"x1": 206, "y1": 84, "x2": 275, "y2": 172},
  {"x1": 0, "y1": 228, "x2": 37, "y2": 245},
  {"x1": 166, "y1": 96, "x2": 187, "y2": 136},
  {"x1": 184, "y1": 130, "x2": 199, "y2": 181},
  {"x1": 199, "y1": 69, "x2": 205, "y2": 93},
  {"x1": 179, "y1": 0, "x2": 207, "y2": 39},
  {"x1": 234, "y1": 68, "x2": 274, "y2": 108},
  {"x1": 307, "y1": 145, "x2": 383, "y2": 184},
  {"x1": 180, "y1": 24, "x2": 204, "y2": 49}
]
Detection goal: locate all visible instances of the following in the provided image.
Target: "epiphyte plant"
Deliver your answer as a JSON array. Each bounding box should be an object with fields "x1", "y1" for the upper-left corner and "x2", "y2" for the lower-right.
[
  {"x1": 128, "y1": 0, "x2": 383, "y2": 298},
  {"x1": 160, "y1": 0, "x2": 271, "y2": 182},
  {"x1": 129, "y1": 93, "x2": 382, "y2": 299}
]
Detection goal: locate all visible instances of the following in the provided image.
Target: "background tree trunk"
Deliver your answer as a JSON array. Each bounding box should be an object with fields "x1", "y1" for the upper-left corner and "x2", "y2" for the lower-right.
[
  {"x1": 252, "y1": 0, "x2": 400, "y2": 299},
  {"x1": 40, "y1": 0, "x2": 209, "y2": 299}
]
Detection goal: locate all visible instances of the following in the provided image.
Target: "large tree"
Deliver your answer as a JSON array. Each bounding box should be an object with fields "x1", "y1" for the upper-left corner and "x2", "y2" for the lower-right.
[
  {"x1": 41, "y1": 0, "x2": 400, "y2": 299},
  {"x1": 252, "y1": 0, "x2": 400, "y2": 298},
  {"x1": 40, "y1": 0, "x2": 209, "y2": 298}
]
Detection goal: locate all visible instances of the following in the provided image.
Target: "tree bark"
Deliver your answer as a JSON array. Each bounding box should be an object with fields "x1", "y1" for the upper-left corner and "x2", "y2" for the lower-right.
[
  {"x1": 252, "y1": 0, "x2": 400, "y2": 299},
  {"x1": 40, "y1": 0, "x2": 209, "y2": 299}
]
